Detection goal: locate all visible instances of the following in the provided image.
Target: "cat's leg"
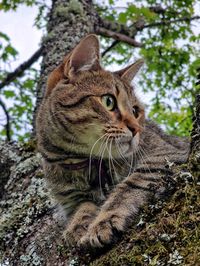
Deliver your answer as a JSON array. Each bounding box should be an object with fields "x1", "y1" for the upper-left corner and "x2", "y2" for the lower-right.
[
  {"x1": 64, "y1": 201, "x2": 98, "y2": 247},
  {"x1": 79, "y1": 173, "x2": 165, "y2": 248},
  {"x1": 51, "y1": 181, "x2": 99, "y2": 246}
]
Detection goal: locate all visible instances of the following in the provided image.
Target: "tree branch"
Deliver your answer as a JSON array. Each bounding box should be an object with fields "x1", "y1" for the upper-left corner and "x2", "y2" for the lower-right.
[
  {"x1": 189, "y1": 94, "x2": 200, "y2": 179},
  {"x1": 96, "y1": 18, "x2": 142, "y2": 48},
  {"x1": 0, "y1": 98, "x2": 11, "y2": 141},
  {"x1": 101, "y1": 40, "x2": 119, "y2": 57},
  {"x1": 98, "y1": 13, "x2": 200, "y2": 52},
  {"x1": 98, "y1": 19, "x2": 137, "y2": 37},
  {"x1": 136, "y1": 15, "x2": 200, "y2": 30},
  {"x1": 99, "y1": 19, "x2": 145, "y2": 57},
  {"x1": 195, "y1": 67, "x2": 200, "y2": 86},
  {"x1": 97, "y1": 27, "x2": 143, "y2": 48},
  {"x1": 149, "y1": 5, "x2": 166, "y2": 14},
  {"x1": 0, "y1": 46, "x2": 43, "y2": 90}
]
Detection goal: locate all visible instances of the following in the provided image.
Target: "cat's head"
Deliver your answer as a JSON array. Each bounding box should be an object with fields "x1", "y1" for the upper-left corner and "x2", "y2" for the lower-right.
[{"x1": 37, "y1": 34, "x2": 145, "y2": 160}]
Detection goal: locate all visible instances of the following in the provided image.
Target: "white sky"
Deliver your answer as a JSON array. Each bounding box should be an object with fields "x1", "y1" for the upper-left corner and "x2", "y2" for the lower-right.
[{"x1": 0, "y1": 5, "x2": 43, "y2": 68}]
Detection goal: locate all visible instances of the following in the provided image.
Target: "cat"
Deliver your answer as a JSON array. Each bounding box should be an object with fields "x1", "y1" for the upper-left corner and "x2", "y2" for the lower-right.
[{"x1": 36, "y1": 34, "x2": 190, "y2": 249}]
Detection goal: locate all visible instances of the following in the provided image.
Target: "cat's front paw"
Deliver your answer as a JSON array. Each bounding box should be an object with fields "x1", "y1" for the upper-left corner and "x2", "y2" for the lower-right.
[
  {"x1": 64, "y1": 222, "x2": 88, "y2": 247},
  {"x1": 63, "y1": 202, "x2": 98, "y2": 247},
  {"x1": 79, "y1": 211, "x2": 125, "y2": 248}
]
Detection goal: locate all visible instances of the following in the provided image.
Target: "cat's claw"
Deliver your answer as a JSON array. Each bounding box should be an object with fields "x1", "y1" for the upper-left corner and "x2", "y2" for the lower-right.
[
  {"x1": 79, "y1": 211, "x2": 124, "y2": 248},
  {"x1": 64, "y1": 223, "x2": 89, "y2": 247}
]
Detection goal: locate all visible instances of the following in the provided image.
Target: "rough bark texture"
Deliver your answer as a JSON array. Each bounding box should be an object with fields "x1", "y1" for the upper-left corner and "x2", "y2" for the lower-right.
[
  {"x1": 34, "y1": 0, "x2": 98, "y2": 125},
  {"x1": 189, "y1": 94, "x2": 200, "y2": 178}
]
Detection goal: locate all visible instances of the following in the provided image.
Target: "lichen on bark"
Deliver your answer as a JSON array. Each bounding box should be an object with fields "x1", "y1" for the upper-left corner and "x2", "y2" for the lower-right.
[
  {"x1": 34, "y1": 0, "x2": 98, "y2": 118},
  {"x1": 189, "y1": 94, "x2": 200, "y2": 178}
]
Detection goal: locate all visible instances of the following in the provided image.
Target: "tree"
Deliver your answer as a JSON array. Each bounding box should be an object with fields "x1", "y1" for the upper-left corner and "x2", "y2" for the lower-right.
[{"x1": 0, "y1": 0, "x2": 199, "y2": 265}]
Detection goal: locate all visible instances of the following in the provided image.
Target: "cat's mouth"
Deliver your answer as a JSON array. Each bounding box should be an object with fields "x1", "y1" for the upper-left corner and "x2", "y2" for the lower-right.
[
  {"x1": 119, "y1": 133, "x2": 139, "y2": 154},
  {"x1": 86, "y1": 130, "x2": 140, "y2": 160},
  {"x1": 102, "y1": 133, "x2": 140, "y2": 159}
]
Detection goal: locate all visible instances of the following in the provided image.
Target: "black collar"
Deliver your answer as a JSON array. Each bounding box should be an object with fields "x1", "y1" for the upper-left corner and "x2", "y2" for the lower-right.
[{"x1": 59, "y1": 158, "x2": 89, "y2": 170}]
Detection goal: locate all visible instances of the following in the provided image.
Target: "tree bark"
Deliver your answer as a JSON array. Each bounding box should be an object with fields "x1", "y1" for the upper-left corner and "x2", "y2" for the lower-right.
[{"x1": 33, "y1": 0, "x2": 98, "y2": 130}]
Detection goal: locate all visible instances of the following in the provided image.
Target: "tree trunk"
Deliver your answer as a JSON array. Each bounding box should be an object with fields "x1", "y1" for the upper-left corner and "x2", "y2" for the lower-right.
[
  {"x1": 0, "y1": 0, "x2": 200, "y2": 264},
  {"x1": 33, "y1": 0, "x2": 98, "y2": 129}
]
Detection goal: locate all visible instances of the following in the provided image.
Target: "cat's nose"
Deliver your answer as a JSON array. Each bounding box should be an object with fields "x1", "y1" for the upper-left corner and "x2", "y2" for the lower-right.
[
  {"x1": 126, "y1": 122, "x2": 140, "y2": 137},
  {"x1": 124, "y1": 115, "x2": 140, "y2": 137}
]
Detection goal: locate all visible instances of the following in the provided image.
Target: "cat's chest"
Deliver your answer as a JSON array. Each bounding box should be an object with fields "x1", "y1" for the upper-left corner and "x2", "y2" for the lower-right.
[{"x1": 68, "y1": 159, "x2": 129, "y2": 193}]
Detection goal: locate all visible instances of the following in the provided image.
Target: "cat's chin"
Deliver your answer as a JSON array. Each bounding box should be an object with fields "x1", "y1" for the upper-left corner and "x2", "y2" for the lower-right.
[
  {"x1": 119, "y1": 133, "x2": 140, "y2": 157},
  {"x1": 100, "y1": 133, "x2": 140, "y2": 160}
]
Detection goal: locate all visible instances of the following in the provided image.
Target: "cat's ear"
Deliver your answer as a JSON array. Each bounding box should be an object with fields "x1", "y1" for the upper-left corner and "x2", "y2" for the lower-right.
[
  {"x1": 115, "y1": 59, "x2": 144, "y2": 83},
  {"x1": 45, "y1": 34, "x2": 101, "y2": 97},
  {"x1": 65, "y1": 34, "x2": 101, "y2": 77}
]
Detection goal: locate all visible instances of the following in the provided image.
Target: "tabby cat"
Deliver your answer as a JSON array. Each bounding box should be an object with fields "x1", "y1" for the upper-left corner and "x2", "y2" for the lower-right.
[{"x1": 36, "y1": 34, "x2": 189, "y2": 248}]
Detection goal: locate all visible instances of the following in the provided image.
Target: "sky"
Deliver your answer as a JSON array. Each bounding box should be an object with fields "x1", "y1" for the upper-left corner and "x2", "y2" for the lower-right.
[{"x1": 0, "y1": 5, "x2": 43, "y2": 68}]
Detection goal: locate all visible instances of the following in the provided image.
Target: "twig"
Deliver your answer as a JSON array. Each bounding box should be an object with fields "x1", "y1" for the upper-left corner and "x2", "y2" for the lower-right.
[
  {"x1": 0, "y1": 46, "x2": 43, "y2": 90},
  {"x1": 101, "y1": 40, "x2": 119, "y2": 57},
  {"x1": 149, "y1": 5, "x2": 166, "y2": 14},
  {"x1": 195, "y1": 67, "x2": 200, "y2": 86},
  {"x1": 100, "y1": 20, "x2": 137, "y2": 57},
  {"x1": 137, "y1": 15, "x2": 200, "y2": 30},
  {"x1": 0, "y1": 98, "x2": 11, "y2": 141},
  {"x1": 97, "y1": 27, "x2": 142, "y2": 47},
  {"x1": 99, "y1": 19, "x2": 137, "y2": 37}
]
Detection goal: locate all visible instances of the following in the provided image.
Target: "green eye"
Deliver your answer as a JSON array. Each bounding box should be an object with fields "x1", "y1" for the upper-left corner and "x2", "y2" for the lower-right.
[{"x1": 101, "y1": 94, "x2": 117, "y2": 111}]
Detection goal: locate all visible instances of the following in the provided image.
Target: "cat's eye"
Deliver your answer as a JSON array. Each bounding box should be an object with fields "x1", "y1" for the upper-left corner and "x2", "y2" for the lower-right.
[
  {"x1": 132, "y1": 106, "x2": 139, "y2": 118},
  {"x1": 101, "y1": 94, "x2": 117, "y2": 111}
]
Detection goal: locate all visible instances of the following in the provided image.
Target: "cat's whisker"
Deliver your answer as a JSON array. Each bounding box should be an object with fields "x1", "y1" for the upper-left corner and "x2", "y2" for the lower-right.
[
  {"x1": 105, "y1": 135, "x2": 130, "y2": 175},
  {"x1": 107, "y1": 135, "x2": 114, "y2": 183},
  {"x1": 127, "y1": 146, "x2": 134, "y2": 178},
  {"x1": 139, "y1": 139, "x2": 158, "y2": 165},
  {"x1": 112, "y1": 154, "x2": 122, "y2": 184},
  {"x1": 109, "y1": 139, "x2": 126, "y2": 169},
  {"x1": 115, "y1": 137, "x2": 133, "y2": 168},
  {"x1": 103, "y1": 135, "x2": 132, "y2": 181},
  {"x1": 98, "y1": 135, "x2": 110, "y2": 197},
  {"x1": 115, "y1": 137, "x2": 126, "y2": 160},
  {"x1": 97, "y1": 135, "x2": 107, "y2": 158},
  {"x1": 136, "y1": 147, "x2": 153, "y2": 176},
  {"x1": 107, "y1": 135, "x2": 119, "y2": 185},
  {"x1": 88, "y1": 133, "x2": 107, "y2": 182}
]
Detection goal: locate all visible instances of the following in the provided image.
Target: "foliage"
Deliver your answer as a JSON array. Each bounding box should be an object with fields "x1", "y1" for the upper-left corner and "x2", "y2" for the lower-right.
[
  {"x1": 0, "y1": 0, "x2": 49, "y2": 141},
  {"x1": 2, "y1": 71, "x2": 39, "y2": 141},
  {"x1": 99, "y1": 0, "x2": 200, "y2": 136},
  {"x1": 0, "y1": 31, "x2": 39, "y2": 141},
  {"x1": 0, "y1": 0, "x2": 200, "y2": 140}
]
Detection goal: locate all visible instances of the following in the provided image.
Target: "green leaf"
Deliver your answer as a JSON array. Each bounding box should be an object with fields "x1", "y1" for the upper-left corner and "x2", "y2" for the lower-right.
[
  {"x1": 0, "y1": 32, "x2": 10, "y2": 41},
  {"x1": 5, "y1": 44, "x2": 18, "y2": 57},
  {"x1": 3, "y1": 90, "x2": 15, "y2": 98},
  {"x1": 118, "y1": 12, "x2": 127, "y2": 24},
  {"x1": 108, "y1": 0, "x2": 114, "y2": 4}
]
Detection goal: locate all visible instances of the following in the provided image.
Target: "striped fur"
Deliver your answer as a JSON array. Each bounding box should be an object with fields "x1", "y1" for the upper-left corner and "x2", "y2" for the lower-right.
[{"x1": 36, "y1": 35, "x2": 190, "y2": 248}]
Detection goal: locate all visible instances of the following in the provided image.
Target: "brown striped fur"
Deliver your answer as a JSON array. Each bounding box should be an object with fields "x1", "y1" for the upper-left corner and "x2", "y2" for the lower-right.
[{"x1": 36, "y1": 35, "x2": 190, "y2": 248}]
